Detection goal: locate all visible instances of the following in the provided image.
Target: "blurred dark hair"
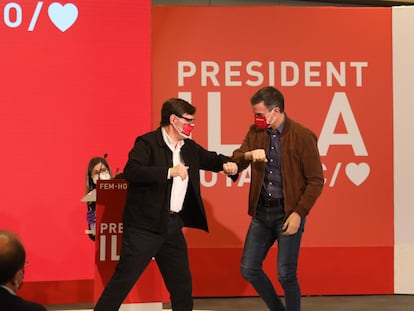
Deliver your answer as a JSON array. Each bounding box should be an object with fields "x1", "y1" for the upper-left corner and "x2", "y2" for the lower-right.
[{"x1": 0, "y1": 230, "x2": 26, "y2": 285}]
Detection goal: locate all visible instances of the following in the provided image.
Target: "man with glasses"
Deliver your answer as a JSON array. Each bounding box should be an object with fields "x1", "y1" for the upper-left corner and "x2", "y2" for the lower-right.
[
  {"x1": 0, "y1": 230, "x2": 47, "y2": 311},
  {"x1": 231, "y1": 86, "x2": 324, "y2": 311},
  {"x1": 94, "y1": 97, "x2": 238, "y2": 311}
]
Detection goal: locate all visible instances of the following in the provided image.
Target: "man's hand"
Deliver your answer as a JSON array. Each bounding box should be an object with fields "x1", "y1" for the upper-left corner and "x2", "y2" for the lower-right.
[
  {"x1": 282, "y1": 212, "x2": 301, "y2": 236},
  {"x1": 245, "y1": 149, "x2": 268, "y2": 162},
  {"x1": 170, "y1": 163, "x2": 189, "y2": 180},
  {"x1": 223, "y1": 162, "x2": 238, "y2": 175}
]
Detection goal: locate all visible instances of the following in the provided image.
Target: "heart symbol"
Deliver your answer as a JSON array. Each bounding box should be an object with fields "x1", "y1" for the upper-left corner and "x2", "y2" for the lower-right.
[
  {"x1": 48, "y1": 3, "x2": 78, "y2": 32},
  {"x1": 345, "y1": 162, "x2": 370, "y2": 186}
]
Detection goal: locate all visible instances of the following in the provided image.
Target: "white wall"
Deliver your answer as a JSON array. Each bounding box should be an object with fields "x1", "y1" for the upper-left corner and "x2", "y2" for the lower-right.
[{"x1": 393, "y1": 6, "x2": 414, "y2": 294}]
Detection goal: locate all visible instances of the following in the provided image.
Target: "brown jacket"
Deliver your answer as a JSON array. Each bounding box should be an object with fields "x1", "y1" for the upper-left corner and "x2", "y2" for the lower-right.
[{"x1": 231, "y1": 114, "x2": 324, "y2": 219}]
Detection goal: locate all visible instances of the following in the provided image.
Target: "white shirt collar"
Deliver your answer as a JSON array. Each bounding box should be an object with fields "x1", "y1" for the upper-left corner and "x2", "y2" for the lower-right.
[{"x1": 161, "y1": 127, "x2": 184, "y2": 151}]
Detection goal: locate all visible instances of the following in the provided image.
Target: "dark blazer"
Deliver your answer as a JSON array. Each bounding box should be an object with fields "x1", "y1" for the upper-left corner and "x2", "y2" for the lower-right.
[
  {"x1": 0, "y1": 286, "x2": 47, "y2": 311},
  {"x1": 122, "y1": 127, "x2": 231, "y2": 234}
]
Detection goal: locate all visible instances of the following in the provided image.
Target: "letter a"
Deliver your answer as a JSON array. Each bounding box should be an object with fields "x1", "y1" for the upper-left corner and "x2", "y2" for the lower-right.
[{"x1": 318, "y1": 92, "x2": 368, "y2": 156}]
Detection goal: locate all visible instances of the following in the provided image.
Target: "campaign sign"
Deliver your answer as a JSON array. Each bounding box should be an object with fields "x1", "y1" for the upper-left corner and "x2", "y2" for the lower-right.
[{"x1": 152, "y1": 6, "x2": 393, "y2": 295}]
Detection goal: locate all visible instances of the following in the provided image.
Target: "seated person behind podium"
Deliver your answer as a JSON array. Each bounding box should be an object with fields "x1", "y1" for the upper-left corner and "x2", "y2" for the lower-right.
[
  {"x1": 0, "y1": 230, "x2": 47, "y2": 311},
  {"x1": 94, "y1": 98, "x2": 238, "y2": 311},
  {"x1": 84, "y1": 156, "x2": 113, "y2": 241}
]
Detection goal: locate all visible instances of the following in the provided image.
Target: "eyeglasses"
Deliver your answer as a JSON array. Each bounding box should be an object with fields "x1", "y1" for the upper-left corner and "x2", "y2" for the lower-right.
[
  {"x1": 91, "y1": 166, "x2": 108, "y2": 177},
  {"x1": 178, "y1": 115, "x2": 195, "y2": 124}
]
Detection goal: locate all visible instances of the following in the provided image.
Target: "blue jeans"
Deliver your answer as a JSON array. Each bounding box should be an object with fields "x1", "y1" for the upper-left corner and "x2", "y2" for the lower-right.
[{"x1": 240, "y1": 201, "x2": 305, "y2": 311}]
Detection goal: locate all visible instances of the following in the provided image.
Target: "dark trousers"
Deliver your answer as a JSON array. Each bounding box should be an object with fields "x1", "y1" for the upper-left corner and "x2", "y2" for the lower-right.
[{"x1": 94, "y1": 214, "x2": 193, "y2": 311}]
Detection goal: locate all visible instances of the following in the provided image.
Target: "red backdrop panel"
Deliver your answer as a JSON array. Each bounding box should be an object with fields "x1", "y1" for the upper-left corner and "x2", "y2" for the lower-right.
[
  {"x1": 0, "y1": 0, "x2": 151, "y2": 304},
  {"x1": 1, "y1": 4, "x2": 394, "y2": 304},
  {"x1": 152, "y1": 6, "x2": 393, "y2": 295}
]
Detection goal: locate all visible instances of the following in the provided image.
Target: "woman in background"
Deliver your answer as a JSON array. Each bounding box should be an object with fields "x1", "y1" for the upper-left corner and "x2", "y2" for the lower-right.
[{"x1": 84, "y1": 156, "x2": 113, "y2": 241}]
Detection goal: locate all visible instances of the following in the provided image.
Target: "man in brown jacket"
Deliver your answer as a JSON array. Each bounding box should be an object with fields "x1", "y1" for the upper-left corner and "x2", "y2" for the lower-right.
[{"x1": 231, "y1": 86, "x2": 324, "y2": 311}]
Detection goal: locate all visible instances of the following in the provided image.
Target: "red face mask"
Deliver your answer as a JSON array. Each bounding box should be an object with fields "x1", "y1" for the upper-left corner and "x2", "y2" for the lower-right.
[
  {"x1": 255, "y1": 115, "x2": 269, "y2": 129},
  {"x1": 173, "y1": 115, "x2": 195, "y2": 138},
  {"x1": 181, "y1": 123, "x2": 195, "y2": 137}
]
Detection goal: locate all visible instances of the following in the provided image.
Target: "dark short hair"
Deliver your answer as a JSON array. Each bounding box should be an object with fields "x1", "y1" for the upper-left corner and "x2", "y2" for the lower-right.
[
  {"x1": 250, "y1": 86, "x2": 285, "y2": 112},
  {"x1": 160, "y1": 98, "x2": 196, "y2": 126},
  {"x1": 0, "y1": 230, "x2": 26, "y2": 285}
]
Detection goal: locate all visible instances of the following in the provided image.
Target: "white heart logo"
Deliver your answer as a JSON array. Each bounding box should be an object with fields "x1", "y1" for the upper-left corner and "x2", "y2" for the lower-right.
[
  {"x1": 48, "y1": 3, "x2": 78, "y2": 32},
  {"x1": 345, "y1": 162, "x2": 370, "y2": 186}
]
